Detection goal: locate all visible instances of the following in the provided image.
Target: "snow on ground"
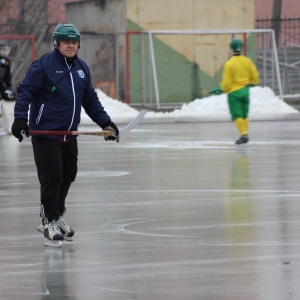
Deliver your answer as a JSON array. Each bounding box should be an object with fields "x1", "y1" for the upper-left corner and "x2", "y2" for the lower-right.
[{"x1": 80, "y1": 86, "x2": 299, "y2": 125}]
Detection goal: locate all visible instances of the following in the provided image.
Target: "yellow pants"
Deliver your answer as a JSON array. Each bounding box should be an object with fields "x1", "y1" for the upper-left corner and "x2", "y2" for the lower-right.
[{"x1": 234, "y1": 118, "x2": 249, "y2": 136}]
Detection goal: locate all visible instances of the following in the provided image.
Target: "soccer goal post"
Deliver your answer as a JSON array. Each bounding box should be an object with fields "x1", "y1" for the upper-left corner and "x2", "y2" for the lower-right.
[{"x1": 117, "y1": 29, "x2": 282, "y2": 109}]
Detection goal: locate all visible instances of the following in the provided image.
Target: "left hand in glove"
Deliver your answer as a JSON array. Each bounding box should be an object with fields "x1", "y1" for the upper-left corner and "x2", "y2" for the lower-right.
[{"x1": 102, "y1": 121, "x2": 119, "y2": 142}]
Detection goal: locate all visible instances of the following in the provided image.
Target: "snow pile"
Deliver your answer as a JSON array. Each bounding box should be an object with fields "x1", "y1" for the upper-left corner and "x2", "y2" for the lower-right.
[
  {"x1": 81, "y1": 89, "x2": 139, "y2": 125},
  {"x1": 249, "y1": 87, "x2": 298, "y2": 115},
  {"x1": 81, "y1": 86, "x2": 299, "y2": 125}
]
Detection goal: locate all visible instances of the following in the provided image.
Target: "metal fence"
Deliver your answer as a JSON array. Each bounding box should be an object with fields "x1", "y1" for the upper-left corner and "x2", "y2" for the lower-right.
[
  {"x1": 256, "y1": 17, "x2": 300, "y2": 48},
  {"x1": 255, "y1": 18, "x2": 300, "y2": 96}
]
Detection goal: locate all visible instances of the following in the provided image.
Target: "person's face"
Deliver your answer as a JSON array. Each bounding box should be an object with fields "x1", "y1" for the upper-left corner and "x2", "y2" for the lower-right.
[
  {"x1": 58, "y1": 40, "x2": 79, "y2": 58},
  {"x1": 0, "y1": 46, "x2": 10, "y2": 57}
]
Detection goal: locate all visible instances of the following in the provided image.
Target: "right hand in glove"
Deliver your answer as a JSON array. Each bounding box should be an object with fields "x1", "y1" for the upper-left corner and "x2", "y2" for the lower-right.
[
  {"x1": 3, "y1": 88, "x2": 15, "y2": 101},
  {"x1": 210, "y1": 86, "x2": 223, "y2": 95},
  {"x1": 11, "y1": 119, "x2": 29, "y2": 142}
]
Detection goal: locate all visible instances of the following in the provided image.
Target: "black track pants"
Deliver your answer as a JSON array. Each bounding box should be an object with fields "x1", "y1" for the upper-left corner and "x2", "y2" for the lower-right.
[{"x1": 31, "y1": 137, "x2": 78, "y2": 222}]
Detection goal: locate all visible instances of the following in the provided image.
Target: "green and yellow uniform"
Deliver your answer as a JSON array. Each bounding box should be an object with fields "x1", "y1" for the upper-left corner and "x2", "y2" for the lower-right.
[{"x1": 220, "y1": 54, "x2": 259, "y2": 137}]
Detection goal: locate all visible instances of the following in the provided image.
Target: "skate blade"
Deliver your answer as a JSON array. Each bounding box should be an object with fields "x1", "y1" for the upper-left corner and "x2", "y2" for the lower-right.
[
  {"x1": 235, "y1": 142, "x2": 249, "y2": 147},
  {"x1": 37, "y1": 224, "x2": 44, "y2": 233},
  {"x1": 44, "y1": 238, "x2": 62, "y2": 247},
  {"x1": 63, "y1": 236, "x2": 74, "y2": 242}
]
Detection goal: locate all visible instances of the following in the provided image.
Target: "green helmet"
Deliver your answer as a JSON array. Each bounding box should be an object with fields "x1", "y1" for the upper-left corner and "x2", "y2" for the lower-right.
[
  {"x1": 52, "y1": 23, "x2": 80, "y2": 46},
  {"x1": 230, "y1": 38, "x2": 243, "y2": 52}
]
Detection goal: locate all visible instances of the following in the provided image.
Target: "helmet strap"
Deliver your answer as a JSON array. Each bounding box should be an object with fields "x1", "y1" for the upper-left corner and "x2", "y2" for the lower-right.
[{"x1": 53, "y1": 39, "x2": 59, "y2": 48}]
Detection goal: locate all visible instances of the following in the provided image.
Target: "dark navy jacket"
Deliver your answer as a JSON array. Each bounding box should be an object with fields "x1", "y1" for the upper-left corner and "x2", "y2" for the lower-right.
[{"x1": 14, "y1": 49, "x2": 111, "y2": 140}]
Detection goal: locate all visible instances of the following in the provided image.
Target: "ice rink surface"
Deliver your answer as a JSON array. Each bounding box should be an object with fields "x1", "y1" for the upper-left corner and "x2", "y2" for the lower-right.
[{"x1": 1, "y1": 119, "x2": 300, "y2": 299}]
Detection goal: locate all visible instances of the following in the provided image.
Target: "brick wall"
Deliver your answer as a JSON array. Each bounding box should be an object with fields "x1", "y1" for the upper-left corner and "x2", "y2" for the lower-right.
[
  {"x1": 0, "y1": 0, "x2": 82, "y2": 27},
  {"x1": 47, "y1": 0, "x2": 82, "y2": 25},
  {"x1": 255, "y1": 0, "x2": 300, "y2": 18}
]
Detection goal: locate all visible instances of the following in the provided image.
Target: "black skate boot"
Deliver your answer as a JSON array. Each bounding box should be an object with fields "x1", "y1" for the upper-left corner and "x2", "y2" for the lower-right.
[
  {"x1": 43, "y1": 219, "x2": 64, "y2": 247},
  {"x1": 57, "y1": 216, "x2": 75, "y2": 242},
  {"x1": 235, "y1": 134, "x2": 249, "y2": 145}
]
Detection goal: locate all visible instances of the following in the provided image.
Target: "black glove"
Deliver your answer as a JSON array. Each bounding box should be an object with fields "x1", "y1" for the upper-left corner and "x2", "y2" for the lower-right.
[
  {"x1": 2, "y1": 88, "x2": 15, "y2": 101},
  {"x1": 11, "y1": 119, "x2": 29, "y2": 142},
  {"x1": 101, "y1": 121, "x2": 119, "y2": 142}
]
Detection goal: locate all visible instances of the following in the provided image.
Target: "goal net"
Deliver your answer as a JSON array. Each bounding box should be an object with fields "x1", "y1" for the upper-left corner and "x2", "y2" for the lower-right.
[{"x1": 116, "y1": 29, "x2": 282, "y2": 109}]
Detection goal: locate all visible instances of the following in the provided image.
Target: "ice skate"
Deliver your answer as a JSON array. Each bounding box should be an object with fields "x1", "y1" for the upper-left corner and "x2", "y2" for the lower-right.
[
  {"x1": 44, "y1": 220, "x2": 64, "y2": 241},
  {"x1": 57, "y1": 216, "x2": 75, "y2": 242},
  {"x1": 38, "y1": 217, "x2": 74, "y2": 242},
  {"x1": 235, "y1": 134, "x2": 249, "y2": 145}
]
